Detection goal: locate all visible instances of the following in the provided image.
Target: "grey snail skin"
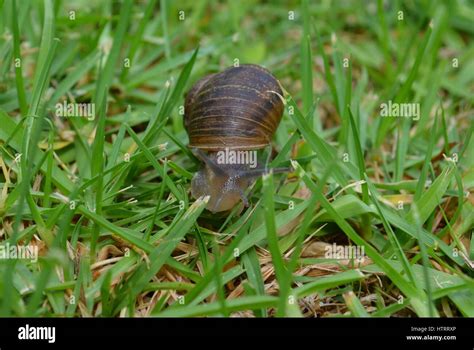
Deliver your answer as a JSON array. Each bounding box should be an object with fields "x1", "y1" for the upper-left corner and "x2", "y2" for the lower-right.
[{"x1": 184, "y1": 64, "x2": 287, "y2": 213}]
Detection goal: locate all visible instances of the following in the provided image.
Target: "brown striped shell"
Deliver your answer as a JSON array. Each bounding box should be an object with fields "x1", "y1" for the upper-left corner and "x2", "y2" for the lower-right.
[{"x1": 184, "y1": 64, "x2": 284, "y2": 150}]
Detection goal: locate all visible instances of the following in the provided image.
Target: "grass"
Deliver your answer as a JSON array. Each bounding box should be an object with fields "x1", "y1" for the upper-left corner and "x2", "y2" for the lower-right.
[{"x1": 0, "y1": 0, "x2": 473, "y2": 318}]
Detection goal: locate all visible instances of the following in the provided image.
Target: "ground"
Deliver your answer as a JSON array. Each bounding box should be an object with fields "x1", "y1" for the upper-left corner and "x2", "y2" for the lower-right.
[{"x1": 0, "y1": 0, "x2": 473, "y2": 317}]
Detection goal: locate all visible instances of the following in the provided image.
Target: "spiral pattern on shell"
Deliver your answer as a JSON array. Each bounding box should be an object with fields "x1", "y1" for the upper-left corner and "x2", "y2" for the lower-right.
[{"x1": 184, "y1": 64, "x2": 284, "y2": 150}]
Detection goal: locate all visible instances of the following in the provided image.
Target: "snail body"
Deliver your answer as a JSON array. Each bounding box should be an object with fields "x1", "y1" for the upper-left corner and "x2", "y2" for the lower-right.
[{"x1": 184, "y1": 64, "x2": 285, "y2": 212}]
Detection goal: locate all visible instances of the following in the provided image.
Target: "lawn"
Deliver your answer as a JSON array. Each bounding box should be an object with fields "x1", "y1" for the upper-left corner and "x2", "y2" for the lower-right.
[{"x1": 0, "y1": 0, "x2": 473, "y2": 318}]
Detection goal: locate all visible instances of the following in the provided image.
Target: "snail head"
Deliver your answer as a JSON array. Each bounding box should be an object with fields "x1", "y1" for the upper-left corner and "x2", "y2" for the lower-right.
[{"x1": 190, "y1": 149, "x2": 289, "y2": 213}]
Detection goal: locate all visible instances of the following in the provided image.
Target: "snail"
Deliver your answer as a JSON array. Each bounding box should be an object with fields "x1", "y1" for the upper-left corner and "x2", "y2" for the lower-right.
[{"x1": 184, "y1": 64, "x2": 287, "y2": 212}]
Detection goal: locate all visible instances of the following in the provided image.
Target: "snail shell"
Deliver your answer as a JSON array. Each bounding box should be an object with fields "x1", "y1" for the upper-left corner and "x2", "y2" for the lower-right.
[{"x1": 184, "y1": 64, "x2": 284, "y2": 151}]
